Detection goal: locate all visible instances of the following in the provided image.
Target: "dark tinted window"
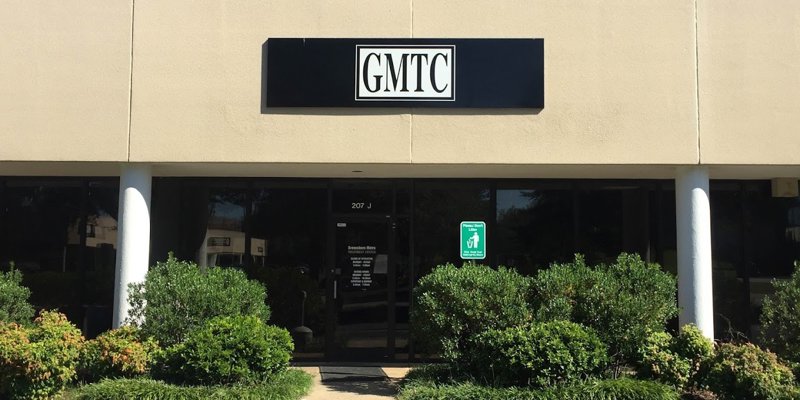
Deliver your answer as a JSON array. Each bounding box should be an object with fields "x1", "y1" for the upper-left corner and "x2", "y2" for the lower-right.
[
  {"x1": 496, "y1": 188, "x2": 573, "y2": 275},
  {"x1": 413, "y1": 183, "x2": 491, "y2": 278}
]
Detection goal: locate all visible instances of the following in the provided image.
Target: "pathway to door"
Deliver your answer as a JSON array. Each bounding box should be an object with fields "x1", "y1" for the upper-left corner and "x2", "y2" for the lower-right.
[{"x1": 299, "y1": 365, "x2": 409, "y2": 400}]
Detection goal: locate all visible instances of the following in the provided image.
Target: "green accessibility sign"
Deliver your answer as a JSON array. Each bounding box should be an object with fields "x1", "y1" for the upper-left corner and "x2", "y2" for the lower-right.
[{"x1": 460, "y1": 221, "x2": 486, "y2": 260}]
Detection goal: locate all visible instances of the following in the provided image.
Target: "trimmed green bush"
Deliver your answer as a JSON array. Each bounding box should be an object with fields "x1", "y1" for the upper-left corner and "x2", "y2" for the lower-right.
[
  {"x1": 761, "y1": 261, "x2": 800, "y2": 365},
  {"x1": 638, "y1": 331, "x2": 691, "y2": 388},
  {"x1": 469, "y1": 321, "x2": 607, "y2": 388},
  {"x1": 0, "y1": 264, "x2": 35, "y2": 325},
  {"x1": 154, "y1": 315, "x2": 293, "y2": 385},
  {"x1": 71, "y1": 369, "x2": 313, "y2": 400},
  {"x1": 530, "y1": 253, "x2": 678, "y2": 366},
  {"x1": 0, "y1": 311, "x2": 84, "y2": 400},
  {"x1": 127, "y1": 255, "x2": 271, "y2": 347},
  {"x1": 77, "y1": 326, "x2": 161, "y2": 383},
  {"x1": 706, "y1": 342, "x2": 798, "y2": 400},
  {"x1": 411, "y1": 262, "x2": 533, "y2": 362},
  {"x1": 398, "y1": 377, "x2": 680, "y2": 400},
  {"x1": 637, "y1": 324, "x2": 714, "y2": 389}
]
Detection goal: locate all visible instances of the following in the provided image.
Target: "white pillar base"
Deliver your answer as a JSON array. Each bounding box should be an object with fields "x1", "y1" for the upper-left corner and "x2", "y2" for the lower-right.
[
  {"x1": 675, "y1": 166, "x2": 714, "y2": 340},
  {"x1": 112, "y1": 164, "x2": 152, "y2": 328}
]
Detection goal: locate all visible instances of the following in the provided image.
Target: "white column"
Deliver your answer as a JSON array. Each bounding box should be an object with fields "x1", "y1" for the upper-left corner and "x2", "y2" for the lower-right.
[
  {"x1": 113, "y1": 164, "x2": 152, "y2": 328},
  {"x1": 675, "y1": 166, "x2": 714, "y2": 340}
]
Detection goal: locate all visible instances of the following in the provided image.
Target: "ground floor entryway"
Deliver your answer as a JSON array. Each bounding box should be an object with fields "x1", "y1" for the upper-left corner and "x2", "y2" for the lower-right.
[{"x1": 2, "y1": 175, "x2": 799, "y2": 360}]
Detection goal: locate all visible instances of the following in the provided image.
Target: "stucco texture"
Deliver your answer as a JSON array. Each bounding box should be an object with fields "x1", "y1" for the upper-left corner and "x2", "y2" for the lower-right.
[{"x1": 0, "y1": 1, "x2": 132, "y2": 162}]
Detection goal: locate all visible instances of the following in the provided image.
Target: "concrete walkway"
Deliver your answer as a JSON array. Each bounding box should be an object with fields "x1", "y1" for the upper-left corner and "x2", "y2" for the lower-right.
[{"x1": 299, "y1": 366, "x2": 410, "y2": 400}]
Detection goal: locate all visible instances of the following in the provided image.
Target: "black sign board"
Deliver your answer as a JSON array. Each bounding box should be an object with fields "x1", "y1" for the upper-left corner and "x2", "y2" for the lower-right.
[{"x1": 265, "y1": 38, "x2": 543, "y2": 108}]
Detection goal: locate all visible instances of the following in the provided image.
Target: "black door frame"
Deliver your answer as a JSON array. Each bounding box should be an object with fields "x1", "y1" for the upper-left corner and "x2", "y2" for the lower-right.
[
  {"x1": 325, "y1": 179, "x2": 400, "y2": 360},
  {"x1": 325, "y1": 214, "x2": 395, "y2": 360}
]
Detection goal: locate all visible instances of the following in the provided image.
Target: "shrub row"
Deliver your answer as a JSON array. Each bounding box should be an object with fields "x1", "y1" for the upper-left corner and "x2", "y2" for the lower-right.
[
  {"x1": 706, "y1": 343, "x2": 799, "y2": 400},
  {"x1": 1, "y1": 314, "x2": 293, "y2": 399},
  {"x1": 398, "y1": 378, "x2": 680, "y2": 400},
  {"x1": 0, "y1": 311, "x2": 84, "y2": 400},
  {"x1": 78, "y1": 326, "x2": 160, "y2": 383},
  {"x1": 411, "y1": 253, "x2": 800, "y2": 399},
  {"x1": 154, "y1": 314, "x2": 293, "y2": 385},
  {"x1": 411, "y1": 262, "x2": 533, "y2": 363},
  {"x1": 72, "y1": 369, "x2": 313, "y2": 400},
  {"x1": 0, "y1": 314, "x2": 167, "y2": 399},
  {"x1": 127, "y1": 254, "x2": 272, "y2": 347},
  {"x1": 0, "y1": 256, "x2": 297, "y2": 399},
  {"x1": 411, "y1": 253, "x2": 677, "y2": 379},
  {"x1": 531, "y1": 253, "x2": 679, "y2": 366},
  {"x1": 467, "y1": 320, "x2": 607, "y2": 388}
]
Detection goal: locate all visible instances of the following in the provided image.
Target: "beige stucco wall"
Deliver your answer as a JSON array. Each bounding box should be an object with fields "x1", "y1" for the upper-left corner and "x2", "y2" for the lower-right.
[
  {"x1": 2, "y1": 0, "x2": 799, "y2": 173},
  {"x1": 0, "y1": 1, "x2": 132, "y2": 162},
  {"x1": 411, "y1": 0, "x2": 698, "y2": 165},
  {"x1": 697, "y1": 0, "x2": 800, "y2": 165},
  {"x1": 128, "y1": 0, "x2": 413, "y2": 163},
  {"x1": 129, "y1": 0, "x2": 698, "y2": 165}
]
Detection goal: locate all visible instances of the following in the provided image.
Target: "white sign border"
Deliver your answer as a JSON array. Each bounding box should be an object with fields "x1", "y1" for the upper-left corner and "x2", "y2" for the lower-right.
[{"x1": 354, "y1": 44, "x2": 456, "y2": 102}]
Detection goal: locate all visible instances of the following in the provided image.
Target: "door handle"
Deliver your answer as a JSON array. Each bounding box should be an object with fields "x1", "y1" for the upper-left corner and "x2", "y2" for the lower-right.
[{"x1": 333, "y1": 280, "x2": 337, "y2": 300}]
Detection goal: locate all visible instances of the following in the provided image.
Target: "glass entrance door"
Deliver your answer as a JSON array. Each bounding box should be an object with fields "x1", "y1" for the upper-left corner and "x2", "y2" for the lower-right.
[{"x1": 328, "y1": 217, "x2": 394, "y2": 360}]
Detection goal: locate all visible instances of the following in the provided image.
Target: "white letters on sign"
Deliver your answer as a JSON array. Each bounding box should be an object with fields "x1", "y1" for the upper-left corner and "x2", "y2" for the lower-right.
[{"x1": 356, "y1": 45, "x2": 455, "y2": 101}]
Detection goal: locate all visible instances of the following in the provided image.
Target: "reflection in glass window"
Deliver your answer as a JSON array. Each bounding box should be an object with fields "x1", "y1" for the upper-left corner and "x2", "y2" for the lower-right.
[
  {"x1": 85, "y1": 183, "x2": 119, "y2": 271},
  {"x1": 496, "y1": 189, "x2": 573, "y2": 275},
  {"x1": 248, "y1": 188, "x2": 328, "y2": 354},
  {"x1": 576, "y1": 190, "x2": 623, "y2": 265},
  {"x1": 710, "y1": 186, "x2": 749, "y2": 338},
  {"x1": 413, "y1": 185, "x2": 491, "y2": 279},
  {"x1": 82, "y1": 183, "x2": 118, "y2": 337},
  {"x1": 0, "y1": 184, "x2": 83, "y2": 317},
  {"x1": 0, "y1": 180, "x2": 117, "y2": 337},
  {"x1": 394, "y1": 216, "x2": 411, "y2": 358},
  {"x1": 655, "y1": 188, "x2": 678, "y2": 275},
  {"x1": 201, "y1": 189, "x2": 247, "y2": 268},
  {"x1": 744, "y1": 187, "x2": 800, "y2": 278}
]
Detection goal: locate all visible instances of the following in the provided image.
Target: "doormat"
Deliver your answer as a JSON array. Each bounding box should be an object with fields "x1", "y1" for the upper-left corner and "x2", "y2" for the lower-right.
[{"x1": 319, "y1": 366, "x2": 387, "y2": 382}]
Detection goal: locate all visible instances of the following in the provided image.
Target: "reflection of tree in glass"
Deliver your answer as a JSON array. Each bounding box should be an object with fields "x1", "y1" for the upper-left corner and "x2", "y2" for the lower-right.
[
  {"x1": 496, "y1": 190, "x2": 574, "y2": 276},
  {"x1": 245, "y1": 264, "x2": 325, "y2": 335},
  {"x1": 248, "y1": 189, "x2": 328, "y2": 339},
  {"x1": 208, "y1": 191, "x2": 247, "y2": 231},
  {"x1": 413, "y1": 187, "x2": 490, "y2": 278}
]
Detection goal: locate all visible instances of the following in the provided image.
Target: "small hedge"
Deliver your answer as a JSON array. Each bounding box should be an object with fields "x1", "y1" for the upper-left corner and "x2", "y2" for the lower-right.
[
  {"x1": 127, "y1": 255, "x2": 271, "y2": 347},
  {"x1": 77, "y1": 326, "x2": 161, "y2": 383},
  {"x1": 398, "y1": 378, "x2": 680, "y2": 400},
  {"x1": 530, "y1": 253, "x2": 678, "y2": 366},
  {"x1": 761, "y1": 261, "x2": 800, "y2": 366},
  {"x1": 71, "y1": 369, "x2": 313, "y2": 400},
  {"x1": 469, "y1": 321, "x2": 607, "y2": 387},
  {"x1": 411, "y1": 263, "x2": 533, "y2": 363},
  {"x1": 636, "y1": 324, "x2": 714, "y2": 390},
  {"x1": 706, "y1": 342, "x2": 799, "y2": 400},
  {"x1": 0, "y1": 311, "x2": 84, "y2": 400},
  {"x1": 154, "y1": 315, "x2": 293, "y2": 385}
]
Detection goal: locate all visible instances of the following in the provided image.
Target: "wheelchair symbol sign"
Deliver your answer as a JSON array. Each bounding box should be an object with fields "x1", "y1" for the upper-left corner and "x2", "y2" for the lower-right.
[{"x1": 460, "y1": 221, "x2": 486, "y2": 260}]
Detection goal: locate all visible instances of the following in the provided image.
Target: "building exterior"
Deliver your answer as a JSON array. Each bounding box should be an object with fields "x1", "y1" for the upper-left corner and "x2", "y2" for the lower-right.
[{"x1": 2, "y1": 1, "x2": 800, "y2": 360}]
